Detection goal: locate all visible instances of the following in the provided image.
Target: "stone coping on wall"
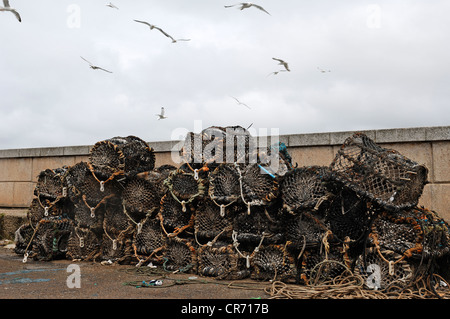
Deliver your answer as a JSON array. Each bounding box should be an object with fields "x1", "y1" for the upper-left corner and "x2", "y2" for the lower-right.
[{"x1": 0, "y1": 126, "x2": 448, "y2": 159}]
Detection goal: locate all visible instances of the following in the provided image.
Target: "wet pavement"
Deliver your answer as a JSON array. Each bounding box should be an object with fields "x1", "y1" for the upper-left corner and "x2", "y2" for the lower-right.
[{"x1": 0, "y1": 246, "x2": 270, "y2": 300}]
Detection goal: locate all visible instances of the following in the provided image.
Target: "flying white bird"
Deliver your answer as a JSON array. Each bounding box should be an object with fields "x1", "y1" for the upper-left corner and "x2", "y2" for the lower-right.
[
  {"x1": 267, "y1": 69, "x2": 288, "y2": 77},
  {"x1": 134, "y1": 19, "x2": 190, "y2": 43},
  {"x1": 230, "y1": 96, "x2": 251, "y2": 109},
  {"x1": 106, "y1": 2, "x2": 119, "y2": 9},
  {"x1": 317, "y1": 67, "x2": 331, "y2": 73},
  {"x1": 80, "y1": 56, "x2": 113, "y2": 73},
  {"x1": 272, "y1": 58, "x2": 290, "y2": 72},
  {"x1": 224, "y1": 3, "x2": 270, "y2": 15},
  {"x1": 156, "y1": 107, "x2": 167, "y2": 120},
  {"x1": 0, "y1": 0, "x2": 21, "y2": 22}
]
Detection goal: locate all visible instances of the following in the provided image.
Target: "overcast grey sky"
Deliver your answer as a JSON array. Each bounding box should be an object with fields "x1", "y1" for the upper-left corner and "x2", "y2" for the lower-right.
[{"x1": 1, "y1": 1, "x2": 449, "y2": 149}]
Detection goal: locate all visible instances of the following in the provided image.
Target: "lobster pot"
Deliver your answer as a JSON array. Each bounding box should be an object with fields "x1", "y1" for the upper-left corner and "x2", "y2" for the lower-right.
[
  {"x1": 239, "y1": 163, "x2": 279, "y2": 210},
  {"x1": 158, "y1": 193, "x2": 195, "y2": 237},
  {"x1": 105, "y1": 136, "x2": 156, "y2": 177},
  {"x1": 251, "y1": 244, "x2": 296, "y2": 282},
  {"x1": 31, "y1": 217, "x2": 74, "y2": 261},
  {"x1": 208, "y1": 163, "x2": 241, "y2": 205},
  {"x1": 232, "y1": 204, "x2": 285, "y2": 246},
  {"x1": 368, "y1": 207, "x2": 450, "y2": 262},
  {"x1": 281, "y1": 166, "x2": 331, "y2": 214},
  {"x1": 194, "y1": 199, "x2": 233, "y2": 242},
  {"x1": 135, "y1": 164, "x2": 177, "y2": 199},
  {"x1": 324, "y1": 188, "x2": 373, "y2": 252},
  {"x1": 28, "y1": 197, "x2": 65, "y2": 227},
  {"x1": 122, "y1": 176, "x2": 161, "y2": 221},
  {"x1": 66, "y1": 226, "x2": 102, "y2": 261},
  {"x1": 197, "y1": 242, "x2": 241, "y2": 279},
  {"x1": 72, "y1": 197, "x2": 105, "y2": 232},
  {"x1": 164, "y1": 168, "x2": 206, "y2": 208},
  {"x1": 330, "y1": 132, "x2": 428, "y2": 212},
  {"x1": 180, "y1": 131, "x2": 204, "y2": 165},
  {"x1": 34, "y1": 167, "x2": 69, "y2": 203},
  {"x1": 14, "y1": 223, "x2": 35, "y2": 256},
  {"x1": 284, "y1": 210, "x2": 331, "y2": 252},
  {"x1": 89, "y1": 139, "x2": 125, "y2": 179},
  {"x1": 64, "y1": 161, "x2": 121, "y2": 207},
  {"x1": 132, "y1": 217, "x2": 166, "y2": 265},
  {"x1": 355, "y1": 248, "x2": 414, "y2": 290},
  {"x1": 161, "y1": 237, "x2": 197, "y2": 273},
  {"x1": 297, "y1": 247, "x2": 351, "y2": 285},
  {"x1": 101, "y1": 199, "x2": 135, "y2": 264}
]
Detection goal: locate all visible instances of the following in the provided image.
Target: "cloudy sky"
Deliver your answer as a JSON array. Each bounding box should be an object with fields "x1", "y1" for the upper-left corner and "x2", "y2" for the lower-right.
[{"x1": 1, "y1": 0, "x2": 449, "y2": 149}]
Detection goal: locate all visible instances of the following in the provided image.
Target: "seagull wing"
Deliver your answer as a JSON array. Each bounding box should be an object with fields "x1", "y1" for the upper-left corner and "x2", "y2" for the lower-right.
[
  {"x1": 98, "y1": 67, "x2": 113, "y2": 73},
  {"x1": 134, "y1": 19, "x2": 153, "y2": 28},
  {"x1": 224, "y1": 4, "x2": 240, "y2": 8},
  {"x1": 251, "y1": 4, "x2": 270, "y2": 15},
  {"x1": 11, "y1": 9, "x2": 21, "y2": 22},
  {"x1": 80, "y1": 56, "x2": 93, "y2": 66},
  {"x1": 3, "y1": 0, "x2": 10, "y2": 8}
]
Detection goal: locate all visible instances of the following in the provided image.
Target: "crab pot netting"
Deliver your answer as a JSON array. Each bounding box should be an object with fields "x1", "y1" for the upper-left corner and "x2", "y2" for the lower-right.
[
  {"x1": 158, "y1": 193, "x2": 195, "y2": 237},
  {"x1": 232, "y1": 204, "x2": 285, "y2": 246},
  {"x1": 132, "y1": 217, "x2": 165, "y2": 264},
  {"x1": 208, "y1": 163, "x2": 241, "y2": 204},
  {"x1": 368, "y1": 207, "x2": 450, "y2": 262},
  {"x1": 106, "y1": 136, "x2": 156, "y2": 177},
  {"x1": 28, "y1": 197, "x2": 66, "y2": 226},
  {"x1": 162, "y1": 237, "x2": 197, "y2": 273},
  {"x1": 297, "y1": 247, "x2": 352, "y2": 285},
  {"x1": 135, "y1": 165, "x2": 178, "y2": 199},
  {"x1": 31, "y1": 217, "x2": 74, "y2": 261},
  {"x1": 14, "y1": 223, "x2": 35, "y2": 256},
  {"x1": 250, "y1": 244, "x2": 296, "y2": 282},
  {"x1": 64, "y1": 161, "x2": 122, "y2": 207},
  {"x1": 66, "y1": 226, "x2": 102, "y2": 261},
  {"x1": 164, "y1": 168, "x2": 206, "y2": 206},
  {"x1": 71, "y1": 197, "x2": 105, "y2": 231},
  {"x1": 355, "y1": 248, "x2": 414, "y2": 290},
  {"x1": 324, "y1": 187, "x2": 374, "y2": 246},
  {"x1": 122, "y1": 176, "x2": 161, "y2": 219},
  {"x1": 239, "y1": 163, "x2": 279, "y2": 206},
  {"x1": 194, "y1": 199, "x2": 234, "y2": 242},
  {"x1": 330, "y1": 132, "x2": 429, "y2": 212},
  {"x1": 281, "y1": 166, "x2": 331, "y2": 214},
  {"x1": 34, "y1": 167, "x2": 69, "y2": 202},
  {"x1": 88, "y1": 140, "x2": 126, "y2": 179},
  {"x1": 197, "y1": 241, "x2": 241, "y2": 279}
]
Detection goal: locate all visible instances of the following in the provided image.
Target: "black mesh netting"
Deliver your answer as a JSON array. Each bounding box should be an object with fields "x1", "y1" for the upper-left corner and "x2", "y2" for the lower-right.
[
  {"x1": 330, "y1": 132, "x2": 429, "y2": 212},
  {"x1": 13, "y1": 132, "x2": 450, "y2": 297}
]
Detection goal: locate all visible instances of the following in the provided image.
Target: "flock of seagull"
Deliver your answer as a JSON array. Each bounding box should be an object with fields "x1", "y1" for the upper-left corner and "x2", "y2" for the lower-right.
[{"x1": 2, "y1": 1, "x2": 332, "y2": 121}]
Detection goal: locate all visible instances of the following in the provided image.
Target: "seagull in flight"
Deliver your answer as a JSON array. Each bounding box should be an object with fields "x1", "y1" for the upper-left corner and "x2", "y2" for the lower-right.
[
  {"x1": 317, "y1": 67, "x2": 331, "y2": 73},
  {"x1": 106, "y1": 2, "x2": 119, "y2": 9},
  {"x1": 156, "y1": 107, "x2": 168, "y2": 120},
  {"x1": 134, "y1": 19, "x2": 190, "y2": 43},
  {"x1": 80, "y1": 56, "x2": 113, "y2": 73},
  {"x1": 0, "y1": 0, "x2": 21, "y2": 22},
  {"x1": 267, "y1": 69, "x2": 288, "y2": 77},
  {"x1": 272, "y1": 58, "x2": 290, "y2": 72},
  {"x1": 225, "y1": 3, "x2": 270, "y2": 15},
  {"x1": 230, "y1": 96, "x2": 251, "y2": 109}
]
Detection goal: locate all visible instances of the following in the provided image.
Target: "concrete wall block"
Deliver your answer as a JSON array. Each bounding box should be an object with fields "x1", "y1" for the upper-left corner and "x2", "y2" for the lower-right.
[
  {"x1": 429, "y1": 184, "x2": 450, "y2": 222},
  {"x1": 0, "y1": 182, "x2": 14, "y2": 207},
  {"x1": 0, "y1": 158, "x2": 33, "y2": 182},
  {"x1": 426, "y1": 126, "x2": 450, "y2": 141},
  {"x1": 376, "y1": 127, "x2": 426, "y2": 143},
  {"x1": 289, "y1": 146, "x2": 335, "y2": 167},
  {"x1": 432, "y1": 141, "x2": 450, "y2": 183},
  {"x1": 13, "y1": 182, "x2": 35, "y2": 208}
]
